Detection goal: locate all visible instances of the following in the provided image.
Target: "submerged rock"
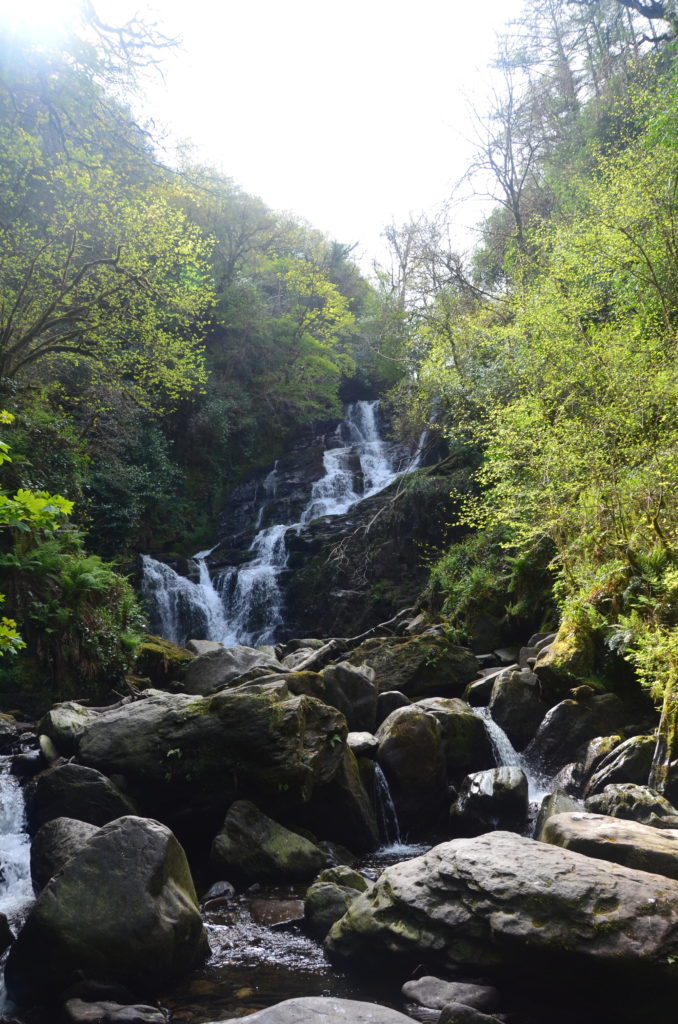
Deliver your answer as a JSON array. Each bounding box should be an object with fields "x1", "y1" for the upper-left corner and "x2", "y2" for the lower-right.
[{"x1": 6, "y1": 816, "x2": 208, "y2": 1004}]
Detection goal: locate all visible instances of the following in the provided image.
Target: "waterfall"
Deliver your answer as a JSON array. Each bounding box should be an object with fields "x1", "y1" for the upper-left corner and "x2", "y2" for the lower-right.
[
  {"x1": 475, "y1": 706, "x2": 553, "y2": 805},
  {"x1": 373, "y1": 764, "x2": 401, "y2": 846},
  {"x1": 0, "y1": 757, "x2": 33, "y2": 1015},
  {"x1": 141, "y1": 400, "x2": 417, "y2": 648}
]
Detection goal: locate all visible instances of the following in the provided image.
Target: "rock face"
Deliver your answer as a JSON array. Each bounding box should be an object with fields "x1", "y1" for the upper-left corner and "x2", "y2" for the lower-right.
[
  {"x1": 415, "y1": 697, "x2": 495, "y2": 780},
  {"x1": 451, "y1": 767, "x2": 528, "y2": 836},
  {"x1": 346, "y1": 636, "x2": 478, "y2": 699},
  {"x1": 6, "y1": 816, "x2": 208, "y2": 1004},
  {"x1": 39, "y1": 702, "x2": 99, "y2": 756},
  {"x1": 212, "y1": 996, "x2": 419, "y2": 1024},
  {"x1": 183, "y1": 645, "x2": 285, "y2": 695},
  {"x1": 488, "y1": 668, "x2": 546, "y2": 750},
  {"x1": 542, "y1": 812, "x2": 678, "y2": 880},
  {"x1": 585, "y1": 783, "x2": 678, "y2": 827},
  {"x1": 584, "y1": 735, "x2": 655, "y2": 796},
  {"x1": 320, "y1": 662, "x2": 377, "y2": 732},
  {"x1": 25, "y1": 763, "x2": 138, "y2": 834},
  {"x1": 375, "y1": 706, "x2": 447, "y2": 834},
  {"x1": 524, "y1": 693, "x2": 627, "y2": 773},
  {"x1": 31, "y1": 817, "x2": 99, "y2": 891},
  {"x1": 210, "y1": 800, "x2": 326, "y2": 884},
  {"x1": 75, "y1": 688, "x2": 346, "y2": 836},
  {"x1": 326, "y1": 831, "x2": 678, "y2": 984}
]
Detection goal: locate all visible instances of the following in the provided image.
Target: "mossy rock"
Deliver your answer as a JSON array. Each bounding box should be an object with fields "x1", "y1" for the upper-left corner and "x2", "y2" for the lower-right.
[
  {"x1": 346, "y1": 635, "x2": 478, "y2": 699},
  {"x1": 135, "y1": 635, "x2": 195, "y2": 689}
]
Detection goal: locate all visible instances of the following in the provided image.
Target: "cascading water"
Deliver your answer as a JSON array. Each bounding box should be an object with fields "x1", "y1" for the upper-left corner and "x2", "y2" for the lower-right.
[
  {"x1": 373, "y1": 764, "x2": 401, "y2": 846},
  {"x1": 0, "y1": 757, "x2": 33, "y2": 1014},
  {"x1": 475, "y1": 706, "x2": 553, "y2": 806},
  {"x1": 142, "y1": 400, "x2": 417, "y2": 648}
]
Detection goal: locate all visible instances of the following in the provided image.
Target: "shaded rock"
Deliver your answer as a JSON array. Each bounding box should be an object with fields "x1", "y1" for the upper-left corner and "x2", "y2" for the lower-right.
[
  {"x1": 210, "y1": 800, "x2": 326, "y2": 884},
  {"x1": 184, "y1": 646, "x2": 285, "y2": 695},
  {"x1": 293, "y1": 747, "x2": 379, "y2": 853},
  {"x1": 135, "y1": 636, "x2": 195, "y2": 689},
  {"x1": 248, "y1": 897, "x2": 304, "y2": 929},
  {"x1": 451, "y1": 767, "x2": 528, "y2": 836},
  {"x1": 282, "y1": 670, "x2": 325, "y2": 699},
  {"x1": 326, "y1": 831, "x2": 678, "y2": 983},
  {"x1": 346, "y1": 636, "x2": 478, "y2": 699},
  {"x1": 401, "y1": 977, "x2": 499, "y2": 1012},
  {"x1": 535, "y1": 789, "x2": 581, "y2": 841},
  {"x1": 39, "y1": 702, "x2": 99, "y2": 757},
  {"x1": 317, "y1": 841, "x2": 358, "y2": 868},
  {"x1": 0, "y1": 713, "x2": 19, "y2": 752},
  {"x1": 542, "y1": 811, "x2": 678, "y2": 880},
  {"x1": 347, "y1": 732, "x2": 378, "y2": 758},
  {"x1": 550, "y1": 761, "x2": 586, "y2": 797},
  {"x1": 585, "y1": 784, "x2": 678, "y2": 828},
  {"x1": 316, "y1": 866, "x2": 369, "y2": 891},
  {"x1": 6, "y1": 816, "x2": 208, "y2": 1004},
  {"x1": 584, "y1": 735, "x2": 656, "y2": 796},
  {"x1": 488, "y1": 668, "x2": 546, "y2": 750},
  {"x1": 304, "y1": 881, "x2": 360, "y2": 939},
  {"x1": 439, "y1": 1005, "x2": 503, "y2": 1024},
  {"x1": 375, "y1": 691, "x2": 410, "y2": 728},
  {"x1": 31, "y1": 817, "x2": 99, "y2": 891},
  {"x1": 211, "y1": 996, "x2": 417, "y2": 1023},
  {"x1": 415, "y1": 698, "x2": 494, "y2": 780},
  {"x1": 320, "y1": 662, "x2": 377, "y2": 732},
  {"x1": 64, "y1": 1000, "x2": 167, "y2": 1024},
  {"x1": 524, "y1": 693, "x2": 627, "y2": 773},
  {"x1": 376, "y1": 705, "x2": 447, "y2": 834},
  {"x1": 462, "y1": 672, "x2": 504, "y2": 708},
  {"x1": 0, "y1": 913, "x2": 12, "y2": 957},
  {"x1": 582, "y1": 735, "x2": 623, "y2": 780},
  {"x1": 25, "y1": 763, "x2": 138, "y2": 834}
]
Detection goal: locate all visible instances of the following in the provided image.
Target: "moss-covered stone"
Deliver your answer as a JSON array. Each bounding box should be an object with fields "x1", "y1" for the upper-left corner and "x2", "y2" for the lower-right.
[
  {"x1": 135, "y1": 635, "x2": 195, "y2": 690},
  {"x1": 346, "y1": 635, "x2": 478, "y2": 699}
]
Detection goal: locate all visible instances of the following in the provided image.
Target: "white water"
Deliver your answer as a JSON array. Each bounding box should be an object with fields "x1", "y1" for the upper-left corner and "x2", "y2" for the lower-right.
[
  {"x1": 142, "y1": 401, "x2": 417, "y2": 647},
  {"x1": 475, "y1": 706, "x2": 553, "y2": 806},
  {"x1": 373, "y1": 763, "x2": 401, "y2": 846},
  {"x1": 0, "y1": 758, "x2": 33, "y2": 1015}
]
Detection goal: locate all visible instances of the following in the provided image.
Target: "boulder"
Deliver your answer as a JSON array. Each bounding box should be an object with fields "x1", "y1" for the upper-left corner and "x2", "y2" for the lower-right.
[
  {"x1": 534, "y1": 789, "x2": 581, "y2": 841},
  {"x1": 439, "y1": 1006, "x2": 503, "y2": 1024},
  {"x1": 346, "y1": 636, "x2": 478, "y2": 699},
  {"x1": 292, "y1": 747, "x2": 379, "y2": 853},
  {"x1": 451, "y1": 767, "x2": 528, "y2": 836},
  {"x1": 523, "y1": 693, "x2": 627, "y2": 773},
  {"x1": 532, "y1": 621, "x2": 595, "y2": 699},
  {"x1": 347, "y1": 732, "x2": 378, "y2": 758},
  {"x1": 5, "y1": 816, "x2": 208, "y2": 1004},
  {"x1": 0, "y1": 914, "x2": 12, "y2": 958},
  {"x1": 25, "y1": 763, "x2": 138, "y2": 834},
  {"x1": 584, "y1": 735, "x2": 656, "y2": 796},
  {"x1": 304, "y1": 881, "x2": 360, "y2": 939},
  {"x1": 585, "y1": 783, "x2": 678, "y2": 828},
  {"x1": 64, "y1": 1000, "x2": 167, "y2": 1024},
  {"x1": 76, "y1": 689, "x2": 346, "y2": 835},
  {"x1": 210, "y1": 997, "x2": 417, "y2": 1024},
  {"x1": 402, "y1": 977, "x2": 499, "y2": 1012},
  {"x1": 38, "y1": 702, "x2": 99, "y2": 757},
  {"x1": 488, "y1": 668, "x2": 546, "y2": 750},
  {"x1": 376, "y1": 706, "x2": 447, "y2": 834},
  {"x1": 462, "y1": 671, "x2": 504, "y2": 708},
  {"x1": 320, "y1": 662, "x2": 377, "y2": 732},
  {"x1": 0, "y1": 712, "x2": 19, "y2": 752},
  {"x1": 31, "y1": 817, "x2": 99, "y2": 891},
  {"x1": 542, "y1": 811, "x2": 678, "y2": 880},
  {"x1": 210, "y1": 800, "x2": 326, "y2": 884},
  {"x1": 581, "y1": 735, "x2": 623, "y2": 779},
  {"x1": 183, "y1": 645, "x2": 285, "y2": 695},
  {"x1": 326, "y1": 831, "x2": 678, "y2": 985},
  {"x1": 375, "y1": 691, "x2": 410, "y2": 728},
  {"x1": 134, "y1": 636, "x2": 195, "y2": 689},
  {"x1": 315, "y1": 866, "x2": 369, "y2": 891},
  {"x1": 186, "y1": 639, "x2": 224, "y2": 656},
  {"x1": 415, "y1": 698, "x2": 495, "y2": 780}
]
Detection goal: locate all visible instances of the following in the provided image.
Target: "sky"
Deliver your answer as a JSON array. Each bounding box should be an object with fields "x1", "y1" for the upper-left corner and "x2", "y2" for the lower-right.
[{"x1": 0, "y1": 0, "x2": 527, "y2": 268}]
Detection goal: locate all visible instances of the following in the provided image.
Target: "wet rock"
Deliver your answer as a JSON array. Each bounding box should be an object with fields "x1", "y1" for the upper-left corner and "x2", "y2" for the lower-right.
[
  {"x1": 535, "y1": 789, "x2": 581, "y2": 841},
  {"x1": 451, "y1": 767, "x2": 528, "y2": 836},
  {"x1": 183, "y1": 646, "x2": 285, "y2": 695},
  {"x1": 12, "y1": 750, "x2": 45, "y2": 780},
  {"x1": 320, "y1": 662, "x2": 377, "y2": 732},
  {"x1": 25, "y1": 763, "x2": 138, "y2": 834},
  {"x1": 39, "y1": 702, "x2": 99, "y2": 757},
  {"x1": 375, "y1": 691, "x2": 410, "y2": 728},
  {"x1": 202, "y1": 881, "x2": 236, "y2": 903},
  {"x1": 488, "y1": 668, "x2": 546, "y2": 750},
  {"x1": 585, "y1": 783, "x2": 678, "y2": 828},
  {"x1": 296, "y1": 746, "x2": 379, "y2": 853},
  {"x1": 542, "y1": 811, "x2": 678, "y2": 880},
  {"x1": 376, "y1": 705, "x2": 447, "y2": 835},
  {"x1": 315, "y1": 865, "x2": 369, "y2": 891},
  {"x1": 347, "y1": 732, "x2": 378, "y2": 758},
  {"x1": 0, "y1": 913, "x2": 12, "y2": 957},
  {"x1": 64, "y1": 1000, "x2": 167, "y2": 1024},
  {"x1": 439, "y1": 1005, "x2": 503, "y2": 1024},
  {"x1": 326, "y1": 831, "x2": 678, "y2": 982},
  {"x1": 581, "y1": 735, "x2": 623, "y2": 780},
  {"x1": 415, "y1": 698, "x2": 495, "y2": 780},
  {"x1": 463, "y1": 670, "x2": 505, "y2": 708},
  {"x1": 0, "y1": 713, "x2": 19, "y2": 752},
  {"x1": 210, "y1": 800, "x2": 326, "y2": 884},
  {"x1": 550, "y1": 761, "x2": 585, "y2": 796},
  {"x1": 213, "y1": 996, "x2": 417, "y2": 1023},
  {"x1": 317, "y1": 840, "x2": 358, "y2": 868},
  {"x1": 304, "y1": 881, "x2": 360, "y2": 939},
  {"x1": 248, "y1": 897, "x2": 304, "y2": 929},
  {"x1": 346, "y1": 636, "x2": 478, "y2": 699},
  {"x1": 6, "y1": 816, "x2": 208, "y2": 1004},
  {"x1": 584, "y1": 735, "x2": 656, "y2": 796},
  {"x1": 31, "y1": 817, "x2": 99, "y2": 891},
  {"x1": 401, "y1": 976, "x2": 499, "y2": 1012},
  {"x1": 523, "y1": 693, "x2": 627, "y2": 773}
]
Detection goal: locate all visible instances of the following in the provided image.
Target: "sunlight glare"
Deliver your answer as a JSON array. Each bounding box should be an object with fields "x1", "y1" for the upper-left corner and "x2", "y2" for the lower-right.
[{"x1": 0, "y1": 0, "x2": 82, "y2": 44}]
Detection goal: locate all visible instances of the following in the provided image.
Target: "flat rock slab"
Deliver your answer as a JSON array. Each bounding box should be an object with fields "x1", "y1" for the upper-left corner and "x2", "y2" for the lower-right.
[
  {"x1": 209, "y1": 996, "x2": 418, "y2": 1023},
  {"x1": 402, "y1": 976, "x2": 498, "y2": 1011},
  {"x1": 541, "y1": 812, "x2": 678, "y2": 879},
  {"x1": 326, "y1": 831, "x2": 678, "y2": 982}
]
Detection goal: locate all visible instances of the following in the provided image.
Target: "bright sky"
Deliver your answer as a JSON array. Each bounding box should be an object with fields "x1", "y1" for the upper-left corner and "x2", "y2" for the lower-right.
[{"x1": 0, "y1": 0, "x2": 527, "y2": 268}]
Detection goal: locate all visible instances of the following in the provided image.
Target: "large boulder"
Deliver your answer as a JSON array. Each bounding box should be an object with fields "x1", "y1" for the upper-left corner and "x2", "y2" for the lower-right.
[
  {"x1": 346, "y1": 636, "x2": 478, "y2": 699},
  {"x1": 75, "y1": 688, "x2": 346, "y2": 836},
  {"x1": 320, "y1": 662, "x2": 377, "y2": 732},
  {"x1": 212, "y1": 997, "x2": 419, "y2": 1024},
  {"x1": 294, "y1": 747, "x2": 379, "y2": 853},
  {"x1": 523, "y1": 693, "x2": 627, "y2": 773},
  {"x1": 532, "y1": 622, "x2": 595, "y2": 699},
  {"x1": 584, "y1": 735, "x2": 656, "y2": 796},
  {"x1": 451, "y1": 767, "x2": 528, "y2": 836},
  {"x1": 326, "y1": 832, "x2": 678, "y2": 987},
  {"x1": 488, "y1": 668, "x2": 546, "y2": 750},
  {"x1": 25, "y1": 763, "x2": 138, "y2": 834},
  {"x1": 210, "y1": 800, "x2": 326, "y2": 884},
  {"x1": 134, "y1": 635, "x2": 195, "y2": 689},
  {"x1": 38, "y1": 703, "x2": 99, "y2": 757},
  {"x1": 31, "y1": 817, "x2": 99, "y2": 891},
  {"x1": 304, "y1": 882, "x2": 361, "y2": 940},
  {"x1": 542, "y1": 811, "x2": 678, "y2": 880},
  {"x1": 376, "y1": 706, "x2": 447, "y2": 835},
  {"x1": 415, "y1": 698, "x2": 495, "y2": 780},
  {"x1": 5, "y1": 816, "x2": 208, "y2": 1004},
  {"x1": 585, "y1": 783, "x2": 678, "y2": 828},
  {"x1": 183, "y1": 645, "x2": 285, "y2": 695}
]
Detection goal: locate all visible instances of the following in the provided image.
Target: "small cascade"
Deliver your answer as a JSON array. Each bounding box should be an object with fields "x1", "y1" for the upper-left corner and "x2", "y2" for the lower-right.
[
  {"x1": 142, "y1": 400, "x2": 420, "y2": 647},
  {"x1": 0, "y1": 757, "x2": 33, "y2": 1016},
  {"x1": 475, "y1": 706, "x2": 553, "y2": 806},
  {"x1": 373, "y1": 764, "x2": 401, "y2": 846}
]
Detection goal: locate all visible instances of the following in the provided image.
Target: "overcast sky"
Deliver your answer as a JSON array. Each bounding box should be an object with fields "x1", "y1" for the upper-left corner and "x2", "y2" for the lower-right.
[{"x1": 2, "y1": 0, "x2": 527, "y2": 267}]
